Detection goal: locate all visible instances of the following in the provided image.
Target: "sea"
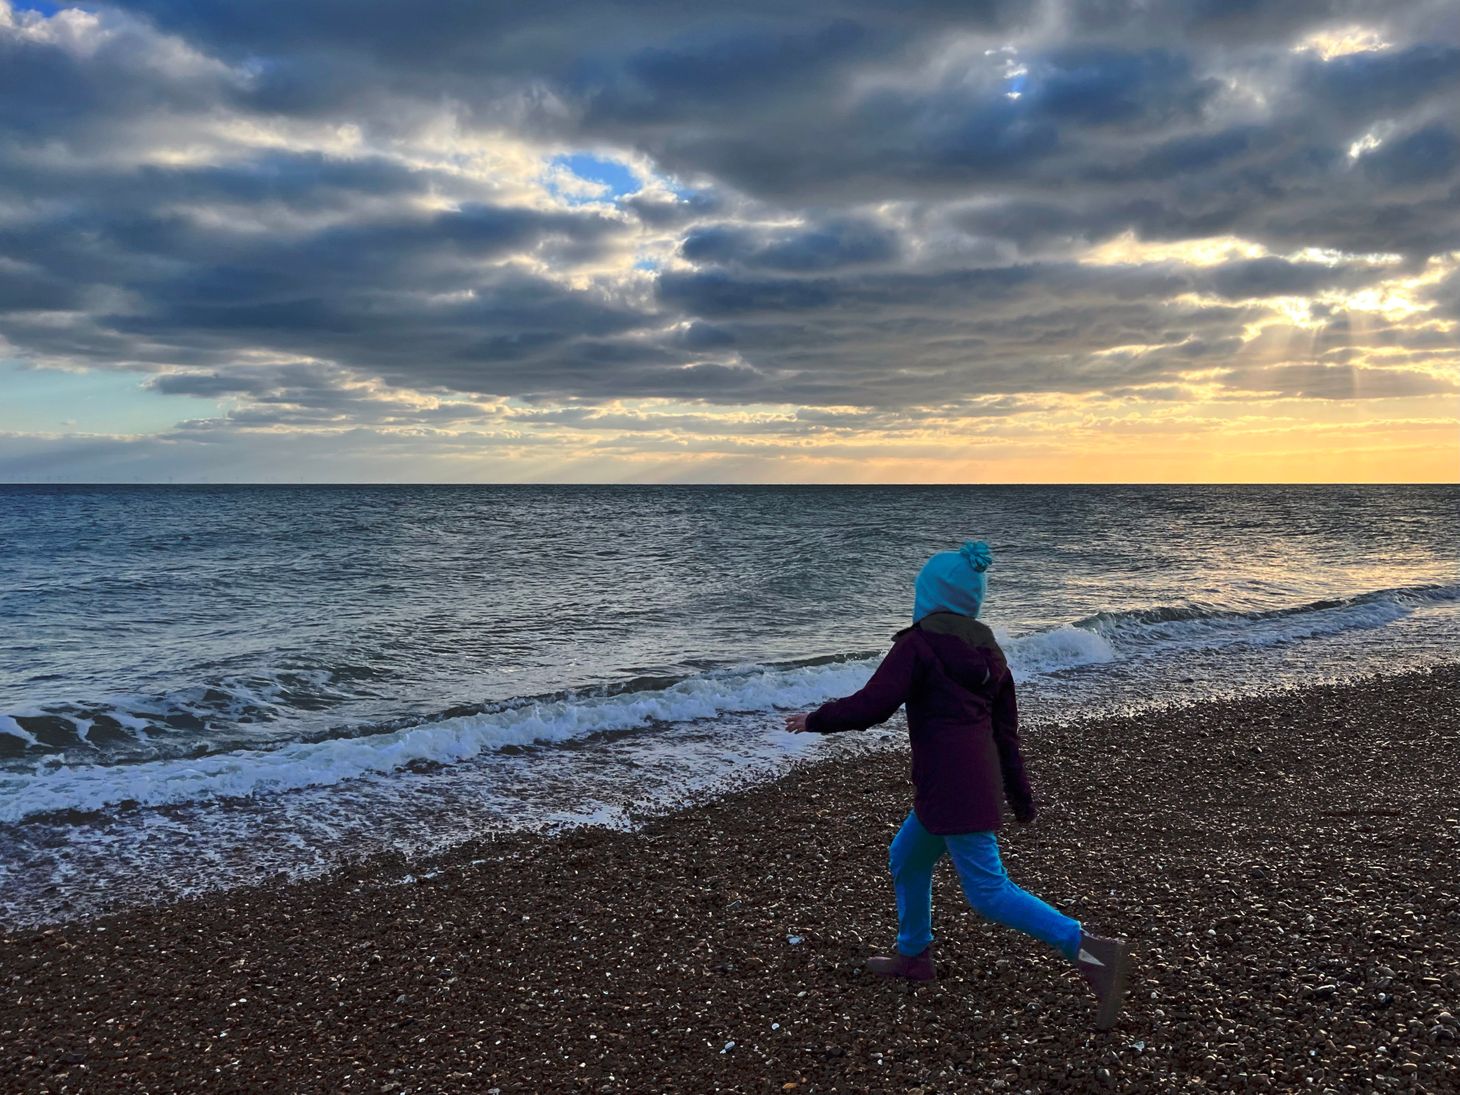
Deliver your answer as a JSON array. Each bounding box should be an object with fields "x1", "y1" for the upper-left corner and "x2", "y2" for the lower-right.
[{"x1": 2, "y1": 484, "x2": 1457, "y2": 928}]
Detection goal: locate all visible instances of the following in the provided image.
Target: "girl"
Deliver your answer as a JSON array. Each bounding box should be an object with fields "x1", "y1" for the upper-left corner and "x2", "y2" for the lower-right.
[{"x1": 784, "y1": 540, "x2": 1131, "y2": 1030}]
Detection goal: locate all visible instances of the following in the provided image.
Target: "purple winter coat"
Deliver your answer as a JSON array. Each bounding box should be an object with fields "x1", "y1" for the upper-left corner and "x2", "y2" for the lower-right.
[{"x1": 805, "y1": 611, "x2": 1034, "y2": 835}]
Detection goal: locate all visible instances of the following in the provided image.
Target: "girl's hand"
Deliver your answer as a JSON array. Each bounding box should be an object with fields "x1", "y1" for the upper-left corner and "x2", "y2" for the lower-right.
[{"x1": 784, "y1": 713, "x2": 811, "y2": 733}]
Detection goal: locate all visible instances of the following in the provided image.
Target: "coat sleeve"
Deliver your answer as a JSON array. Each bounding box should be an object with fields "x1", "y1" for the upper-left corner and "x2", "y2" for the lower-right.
[
  {"x1": 991, "y1": 669, "x2": 1036, "y2": 814},
  {"x1": 805, "y1": 633, "x2": 922, "y2": 734}
]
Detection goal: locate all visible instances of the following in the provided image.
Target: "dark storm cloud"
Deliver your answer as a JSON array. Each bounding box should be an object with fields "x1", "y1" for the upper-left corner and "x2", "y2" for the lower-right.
[
  {"x1": 1359, "y1": 122, "x2": 1460, "y2": 186},
  {"x1": 99, "y1": 1, "x2": 1029, "y2": 72},
  {"x1": 0, "y1": 263, "x2": 83, "y2": 311},
  {"x1": 152, "y1": 154, "x2": 431, "y2": 211},
  {"x1": 146, "y1": 371, "x2": 272, "y2": 397},
  {"x1": 681, "y1": 218, "x2": 900, "y2": 271},
  {"x1": 571, "y1": 18, "x2": 882, "y2": 128},
  {"x1": 1197, "y1": 257, "x2": 1396, "y2": 300},
  {"x1": 1216, "y1": 363, "x2": 1460, "y2": 400},
  {"x1": 622, "y1": 190, "x2": 725, "y2": 228},
  {"x1": 1, "y1": 0, "x2": 1457, "y2": 425},
  {"x1": 94, "y1": 259, "x2": 658, "y2": 397},
  {"x1": 2, "y1": 196, "x2": 618, "y2": 308},
  {"x1": 647, "y1": 260, "x2": 1268, "y2": 406},
  {"x1": 657, "y1": 262, "x2": 1186, "y2": 319},
  {"x1": 1024, "y1": 48, "x2": 1216, "y2": 127},
  {"x1": 1428, "y1": 266, "x2": 1460, "y2": 320},
  {"x1": 146, "y1": 361, "x2": 503, "y2": 431},
  {"x1": 1057, "y1": 0, "x2": 1383, "y2": 44},
  {"x1": 1295, "y1": 42, "x2": 1460, "y2": 116},
  {"x1": 0, "y1": 6, "x2": 231, "y2": 141},
  {"x1": 603, "y1": 41, "x2": 1213, "y2": 201}
]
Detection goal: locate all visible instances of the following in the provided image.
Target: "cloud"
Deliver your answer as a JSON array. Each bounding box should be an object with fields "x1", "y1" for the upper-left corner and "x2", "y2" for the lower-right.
[
  {"x1": 1216, "y1": 363, "x2": 1460, "y2": 399},
  {"x1": 1197, "y1": 256, "x2": 1396, "y2": 299},
  {"x1": 1359, "y1": 122, "x2": 1460, "y2": 186},
  {"x1": 1296, "y1": 42, "x2": 1460, "y2": 116},
  {"x1": 146, "y1": 370, "x2": 272, "y2": 396},
  {"x1": 1, "y1": 0, "x2": 1458, "y2": 481},
  {"x1": 681, "y1": 217, "x2": 900, "y2": 271}
]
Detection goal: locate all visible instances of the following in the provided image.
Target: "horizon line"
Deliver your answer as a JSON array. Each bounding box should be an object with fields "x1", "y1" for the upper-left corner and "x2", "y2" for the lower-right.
[{"x1": 1, "y1": 481, "x2": 1455, "y2": 488}]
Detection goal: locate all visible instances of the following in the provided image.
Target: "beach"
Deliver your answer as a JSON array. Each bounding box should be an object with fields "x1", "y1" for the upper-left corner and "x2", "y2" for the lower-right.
[{"x1": 3, "y1": 666, "x2": 1457, "y2": 1093}]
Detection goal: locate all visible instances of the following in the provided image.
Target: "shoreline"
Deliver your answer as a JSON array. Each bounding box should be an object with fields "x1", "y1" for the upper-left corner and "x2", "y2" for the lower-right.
[
  {"x1": 4, "y1": 666, "x2": 1458, "y2": 1092},
  {"x1": 7, "y1": 658, "x2": 1452, "y2": 934}
]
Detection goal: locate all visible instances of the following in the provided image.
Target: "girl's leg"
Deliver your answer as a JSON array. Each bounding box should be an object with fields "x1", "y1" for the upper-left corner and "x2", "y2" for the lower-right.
[
  {"x1": 888, "y1": 810, "x2": 947, "y2": 956},
  {"x1": 944, "y1": 831, "x2": 1082, "y2": 962}
]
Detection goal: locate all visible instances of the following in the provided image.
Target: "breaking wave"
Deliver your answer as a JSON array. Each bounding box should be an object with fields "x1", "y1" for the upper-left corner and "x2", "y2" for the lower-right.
[
  {"x1": 1072, "y1": 582, "x2": 1459, "y2": 650},
  {"x1": 0, "y1": 617, "x2": 1123, "y2": 822},
  {"x1": 2, "y1": 581, "x2": 1453, "y2": 824}
]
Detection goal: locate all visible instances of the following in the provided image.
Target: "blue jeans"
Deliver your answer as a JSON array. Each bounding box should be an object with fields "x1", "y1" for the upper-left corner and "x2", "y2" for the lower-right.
[{"x1": 890, "y1": 809, "x2": 1082, "y2": 962}]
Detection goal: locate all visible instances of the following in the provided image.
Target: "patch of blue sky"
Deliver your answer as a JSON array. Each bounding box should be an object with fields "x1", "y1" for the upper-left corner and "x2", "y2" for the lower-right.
[
  {"x1": 0, "y1": 362, "x2": 212, "y2": 435},
  {"x1": 549, "y1": 152, "x2": 642, "y2": 204},
  {"x1": 626, "y1": 398, "x2": 789, "y2": 417},
  {"x1": 982, "y1": 44, "x2": 1028, "y2": 101},
  {"x1": 9, "y1": 1, "x2": 66, "y2": 14}
]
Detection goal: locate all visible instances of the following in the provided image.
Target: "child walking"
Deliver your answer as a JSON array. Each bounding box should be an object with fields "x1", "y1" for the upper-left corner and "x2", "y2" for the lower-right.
[{"x1": 785, "y1": 540, "x2": 1131, "y2": 1029}]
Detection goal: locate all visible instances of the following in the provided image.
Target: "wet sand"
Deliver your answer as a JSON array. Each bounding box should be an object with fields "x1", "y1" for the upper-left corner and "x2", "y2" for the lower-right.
[{"x1": 4, "y1": 666, "x2": 1458, "y2": 1093}]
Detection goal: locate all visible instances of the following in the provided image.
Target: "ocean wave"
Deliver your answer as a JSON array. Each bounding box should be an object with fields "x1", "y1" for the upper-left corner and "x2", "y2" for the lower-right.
[
  {"x1": 0, "y1": 623, "x2": 1118, "y2": 760},
  {"x1": 0, "y1": 664, "x2": 377, "y2": 756},
  {"x1": 1002, "y1": 624, "x2": 1116, "y2": 674},
  {"x1": 0, "y1": 658, "x2": 877, "y2": 821},
  {"x1": 2, "y1": 581, "x2": 1452, "y2": 821},
  {"x1": 5, "y1": 582, "x2": 1449, "y2": 760},
  {"x1": 0, "y1": 716, "x2": 38, "y2": 747},
  {"x1": 1072, "y1": 582, "x2": 1460, "y2": 650},
  {"x1": 0, "y1": 618, "x2": 1125, "y2": 821}
]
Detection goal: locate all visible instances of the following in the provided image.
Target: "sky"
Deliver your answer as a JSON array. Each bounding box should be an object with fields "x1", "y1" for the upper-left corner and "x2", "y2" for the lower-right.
[{"x1": 0, "y1": 0, "x2": 1457, "y2": 483}]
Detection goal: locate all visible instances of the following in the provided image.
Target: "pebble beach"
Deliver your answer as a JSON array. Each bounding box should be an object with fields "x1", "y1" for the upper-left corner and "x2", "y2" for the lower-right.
[{"x1": 4, "y1": 666, "x2": 1458, "y2": 1094}]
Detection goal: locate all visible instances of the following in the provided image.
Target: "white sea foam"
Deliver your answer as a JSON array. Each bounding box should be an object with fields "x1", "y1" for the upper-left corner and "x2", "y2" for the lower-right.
[
  {"x1": 0, "y1": 619, "x2": 1116, "y2": 821},
  {"x1": 1075, "y1": 582, "x2": 1459, "y2": 653},
  {"x1": 107, "y1": 711, "x2": 157, "y2": 739},
  {"x1": 0, "y1": 658, "x2": 879, "y2": 822},
  {"x1": 3, "y1": 584, "x2": 1451, "y2": 824},
  {"x1": 1003, "y1": 624, "x2": 1116, "y2": 673},
  {"x1": 0, "y1": 716, "x2": 38, "y2": 746}
]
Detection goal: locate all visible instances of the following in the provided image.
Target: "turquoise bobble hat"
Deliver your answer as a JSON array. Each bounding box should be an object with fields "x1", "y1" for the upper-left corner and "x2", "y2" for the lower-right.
[{"x1": 913, "y1": 540, "x2": 993, "y2": 623}]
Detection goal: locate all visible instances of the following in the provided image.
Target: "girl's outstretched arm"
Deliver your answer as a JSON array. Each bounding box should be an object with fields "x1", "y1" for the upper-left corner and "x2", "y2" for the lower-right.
[
  {"x1": 790, "y1": 632, "x2": 922, "y2": 734},
  {"x1": 992, "y1": 670, "x2": 1037, "y2": 822}
]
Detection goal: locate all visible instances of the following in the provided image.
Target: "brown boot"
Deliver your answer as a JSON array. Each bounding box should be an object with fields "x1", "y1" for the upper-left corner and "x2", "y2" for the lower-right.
[
  {"x1": 866, "y1": 945, "x2": 935, "y2": 981},
  {"x1": 1076, "y1": 933, "x2": 1131, "y2": 1030}
]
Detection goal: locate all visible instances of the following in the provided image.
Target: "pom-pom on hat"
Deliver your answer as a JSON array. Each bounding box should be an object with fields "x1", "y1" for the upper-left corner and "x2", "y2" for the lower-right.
[{"x1": 913, "y1": 540, "x2": 992, "y2": 623}]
